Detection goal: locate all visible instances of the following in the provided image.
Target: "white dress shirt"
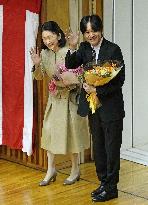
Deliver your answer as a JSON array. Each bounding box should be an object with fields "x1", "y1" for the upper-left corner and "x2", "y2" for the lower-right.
[{"x1": 92, "y1": 37, "x2": 103, "y2": 63}]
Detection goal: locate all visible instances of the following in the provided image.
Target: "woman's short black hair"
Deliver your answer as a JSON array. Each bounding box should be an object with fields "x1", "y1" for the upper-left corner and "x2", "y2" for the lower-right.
[
  {"x1": 80, "y1": 15, "x2": 103, "y2": 34},
  {"x1": 41, "y1": 21, "x2": 66, "y2": 48}
]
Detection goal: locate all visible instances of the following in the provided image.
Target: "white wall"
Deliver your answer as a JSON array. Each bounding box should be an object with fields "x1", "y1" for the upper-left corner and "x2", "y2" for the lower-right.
[
  {"x1": 133, "y1": 0, "x2": 148, "y2": 147},
  {"x1": 103, "y1": 0, "x2": 133, "y2": 150}
]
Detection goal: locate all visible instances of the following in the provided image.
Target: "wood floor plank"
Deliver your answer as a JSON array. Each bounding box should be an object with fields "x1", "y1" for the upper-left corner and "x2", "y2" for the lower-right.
[{"x1": 0, "y1": 159, "x2": 148, "y2": 205}]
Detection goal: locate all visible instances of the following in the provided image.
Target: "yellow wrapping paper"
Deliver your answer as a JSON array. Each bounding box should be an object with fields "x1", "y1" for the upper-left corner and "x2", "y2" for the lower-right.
[{"x1": 86, "y1": 92, "x2": 101, "y2": 114}]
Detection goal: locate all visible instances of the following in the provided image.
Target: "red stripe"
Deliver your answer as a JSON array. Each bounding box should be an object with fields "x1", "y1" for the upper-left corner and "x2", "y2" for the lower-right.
[
  {"x1": 25, "y1": 0, "x2": 42, "y2": 13},
  {"x1": 2, "y1": 2, "x2": 25, "y2": 149}
]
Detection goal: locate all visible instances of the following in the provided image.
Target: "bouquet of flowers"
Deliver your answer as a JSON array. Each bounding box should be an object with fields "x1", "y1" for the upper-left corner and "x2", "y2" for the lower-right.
[
  {"x1": 83, "y1": 60, "x2": 123, "y2": 113},
  {"x1": 48, "y1": 64, "x2": 83, "y2": 95}
]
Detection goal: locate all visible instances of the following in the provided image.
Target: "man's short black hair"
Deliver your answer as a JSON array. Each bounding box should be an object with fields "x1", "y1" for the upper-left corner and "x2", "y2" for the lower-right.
[{"x1": 80, "y1": 15, "x2": 103, "y2": 34}]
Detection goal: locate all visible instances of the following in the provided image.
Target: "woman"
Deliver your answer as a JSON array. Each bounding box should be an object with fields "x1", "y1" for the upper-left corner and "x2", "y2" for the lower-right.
[
  {"x1": 65, "y1": 15, "x2": 125, "y2": 202},
  {"x1": 30, "y1": 21, "x2": 90, "y2": 186}
]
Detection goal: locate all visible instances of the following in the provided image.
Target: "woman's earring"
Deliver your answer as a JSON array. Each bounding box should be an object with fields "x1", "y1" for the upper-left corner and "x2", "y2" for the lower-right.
[{"x1": 58, "y1": 34, "x2": 61, "y2": 40}]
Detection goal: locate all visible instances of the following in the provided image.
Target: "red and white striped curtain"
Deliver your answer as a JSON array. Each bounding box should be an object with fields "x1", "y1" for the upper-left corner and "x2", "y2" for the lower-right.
[{"x1": 0, "y1": 0, "x2": 41, "y2": 156}]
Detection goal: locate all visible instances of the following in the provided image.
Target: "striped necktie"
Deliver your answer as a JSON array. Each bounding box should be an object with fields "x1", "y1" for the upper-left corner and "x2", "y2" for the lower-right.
[{"x1": 92, "y1": 48, "x2": 96, "y2": 63}]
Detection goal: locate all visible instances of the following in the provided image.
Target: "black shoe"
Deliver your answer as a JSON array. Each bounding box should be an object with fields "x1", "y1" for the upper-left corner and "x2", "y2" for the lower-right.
[
  {"x1": 91, "y1": 185, "x2": 105, "y2": 197},
  {"x1": 92, "y1": 189, "x2": 118, "y2": 202}
]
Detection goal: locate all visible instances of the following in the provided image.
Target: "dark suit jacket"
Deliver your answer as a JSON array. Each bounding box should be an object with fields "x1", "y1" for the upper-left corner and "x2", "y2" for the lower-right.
[{"x1": 65, "y1": 38, "x2": 125, "y2": 122}]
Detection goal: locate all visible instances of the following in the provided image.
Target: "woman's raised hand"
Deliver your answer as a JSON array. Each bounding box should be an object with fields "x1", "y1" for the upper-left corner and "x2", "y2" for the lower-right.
[
  {"x1": 65, "y1": 27, "x2": 79, "y2": 50},
  {"x1": 30, "y1": 47, "x2": 41, "y2": 67}
]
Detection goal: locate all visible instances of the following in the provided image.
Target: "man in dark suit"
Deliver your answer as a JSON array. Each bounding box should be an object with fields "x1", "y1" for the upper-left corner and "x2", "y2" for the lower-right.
[{"x1": 65, "y1": 15, "x2": 125, "y2": 202}]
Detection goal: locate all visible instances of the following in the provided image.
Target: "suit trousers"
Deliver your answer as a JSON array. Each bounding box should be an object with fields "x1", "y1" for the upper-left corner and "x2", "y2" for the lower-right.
[{"x1": 89, "y1": 110, "x2": 123, "y2": 190}]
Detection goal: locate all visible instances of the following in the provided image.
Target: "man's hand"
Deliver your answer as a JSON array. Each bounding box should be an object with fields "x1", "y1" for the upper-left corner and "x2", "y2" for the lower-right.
[
  {"x1": 83, "y1": 83, "x2": 96, "y2": 93},
  {"x1": 65, "y1": 27, "x2": 79, "y2": 50}
]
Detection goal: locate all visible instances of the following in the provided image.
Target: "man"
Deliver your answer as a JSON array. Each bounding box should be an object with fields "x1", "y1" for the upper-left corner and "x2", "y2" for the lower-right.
[{"x1": 65, "y1": 15, "x2": 125, "y2": 202}]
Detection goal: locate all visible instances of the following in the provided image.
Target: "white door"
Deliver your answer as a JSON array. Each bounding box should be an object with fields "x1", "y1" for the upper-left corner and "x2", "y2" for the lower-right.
[{"x1": 103, "y1": 0, "x2": 148, "y2": 165}]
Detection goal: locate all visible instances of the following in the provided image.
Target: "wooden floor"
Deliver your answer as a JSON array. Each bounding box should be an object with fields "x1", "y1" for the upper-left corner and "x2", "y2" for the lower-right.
[{"x1": 0, "y1": 159, "x2": 148, "y2": 205}]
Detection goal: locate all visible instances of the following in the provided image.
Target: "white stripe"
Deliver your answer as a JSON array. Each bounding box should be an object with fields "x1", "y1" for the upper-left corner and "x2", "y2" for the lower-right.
[
  {"x1": 22, "y1": 10, "x2": 39, "y2": 156},
  {"x1": 0, "y1": 6, "x2": 3, "y2": 144}
]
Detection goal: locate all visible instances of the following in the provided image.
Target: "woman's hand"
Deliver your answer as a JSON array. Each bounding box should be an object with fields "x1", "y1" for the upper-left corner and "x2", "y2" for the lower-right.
[
  {"x1": 65, "y1": 27, "x2": 79, "y2": 50},
  {"x1": 83, "y1": 83, "x2": 96, "y2": 94},
  {"x1": 30, "y1": 47, "x2": 41, "y2": 67}
]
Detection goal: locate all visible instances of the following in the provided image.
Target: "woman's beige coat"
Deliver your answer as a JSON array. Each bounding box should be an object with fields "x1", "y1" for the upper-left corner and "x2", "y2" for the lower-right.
[{"x1": 33, "y1": 47, "x2": 90, "y2": 154}]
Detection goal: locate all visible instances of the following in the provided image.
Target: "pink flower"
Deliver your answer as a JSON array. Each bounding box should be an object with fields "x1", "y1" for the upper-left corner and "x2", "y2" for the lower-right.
[
  {"x1": 57, "y1": 63, "x2": 83, "y2": 76},
  {"x1": 48, "y1": 79, "x2": 57, "y2": 95},
  {"x1": 48, "y1": 64, "x2": 84, "y2": 94}
]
